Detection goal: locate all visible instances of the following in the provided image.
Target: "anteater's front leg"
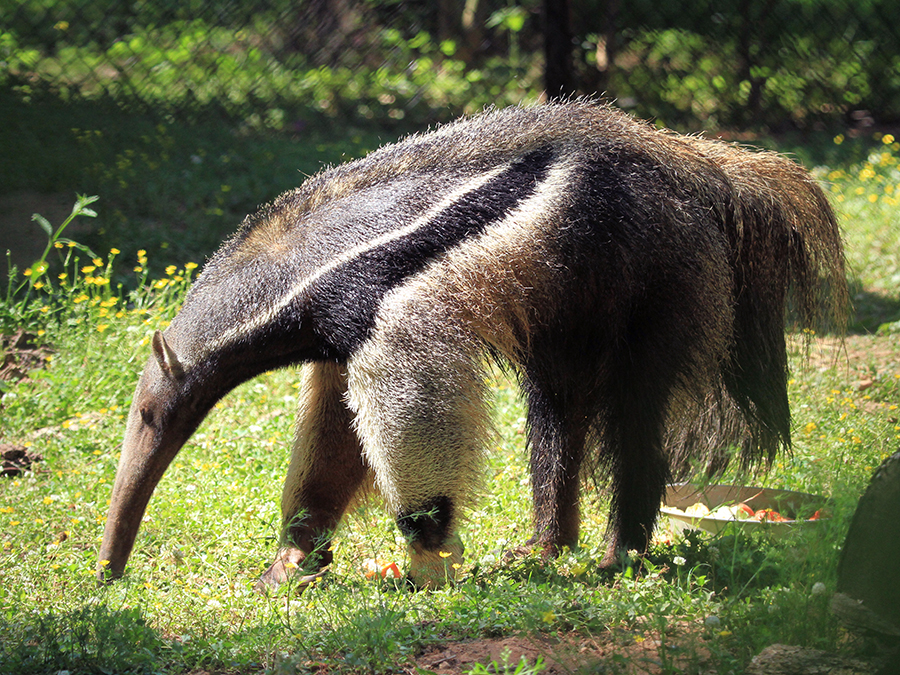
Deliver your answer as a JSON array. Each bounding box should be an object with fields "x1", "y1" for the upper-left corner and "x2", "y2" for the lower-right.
[
  {"x1": 347, "y1": 306, "x2": 490, "y2": 589},
  {"x1": 256, "y1": 361, "x2": 367, "y2": 591}
]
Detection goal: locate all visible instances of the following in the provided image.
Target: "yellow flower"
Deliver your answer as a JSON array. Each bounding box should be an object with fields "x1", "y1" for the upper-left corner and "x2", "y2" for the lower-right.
[
  {"x1": 185, "y1": 262, "x2": 198, "y2": 270},
  {"x1": 154, "y1": 279, "x2": 169, "y2": 289},
  {"x1": 73, "y1": 294, "x2": 89, "y2": 303},
  {"x1": 883, "y1": 134, "x2": 895, "y2": 145},
  {"x1": 92, "y1": 258, "x2": 103, "y2": 266},
  {"x1": 134, "y1": 266, "x2": 143, "y2": 273},
  {"x1": 165, "y1": 265, "x2": 177, "y2": 276},
  {"x1": 55, "y1": 242, "x2": 64, "y2": 249},
  {"x1": 439, "y1": 551, "x2": 452, "y2": 558},
  {"x1": 542, "y1": 610, "x2": 556, "y2": 624},
  {"x1": 110, "y1": 248, "x2": 120, "y2": 255},
  {"x1": 81, "y1": 265, "x2": 96, "y2": 274}
]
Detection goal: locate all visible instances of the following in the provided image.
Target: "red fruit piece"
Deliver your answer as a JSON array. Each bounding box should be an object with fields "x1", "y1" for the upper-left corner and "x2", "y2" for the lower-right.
[
  {"x1": 736, "y1": 503, "x2": 755, "y2": 518},
  {"x1": 752, "y1": 508, "x2": 789, "y2": 522}
]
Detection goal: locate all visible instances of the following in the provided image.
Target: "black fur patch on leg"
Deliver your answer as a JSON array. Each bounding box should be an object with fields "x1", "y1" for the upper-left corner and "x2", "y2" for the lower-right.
[{"x1": 397, "y1": 496, "x2": 454, "y2": 550}]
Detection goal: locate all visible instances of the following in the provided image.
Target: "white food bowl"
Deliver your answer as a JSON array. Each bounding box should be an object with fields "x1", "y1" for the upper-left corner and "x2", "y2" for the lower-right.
[{"x1": 661, "y1": 483, "x2": 828, "y2": 538}]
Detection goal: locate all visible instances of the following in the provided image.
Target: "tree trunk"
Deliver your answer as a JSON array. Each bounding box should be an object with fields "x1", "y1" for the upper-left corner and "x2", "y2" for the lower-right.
[{"x1": 544, "y1": 0, "x2": 573, "y2": 100}]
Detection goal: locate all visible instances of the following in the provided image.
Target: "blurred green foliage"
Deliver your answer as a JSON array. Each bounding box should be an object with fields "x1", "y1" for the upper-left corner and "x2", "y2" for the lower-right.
[{"x1": 1, "y1": 0, "x2": 898, "y2": 129}]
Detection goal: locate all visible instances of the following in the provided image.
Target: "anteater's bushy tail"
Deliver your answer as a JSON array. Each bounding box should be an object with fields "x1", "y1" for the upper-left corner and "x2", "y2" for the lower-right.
[{"x1": 667, "y1": 139, "x2": 849, "y2": 477}]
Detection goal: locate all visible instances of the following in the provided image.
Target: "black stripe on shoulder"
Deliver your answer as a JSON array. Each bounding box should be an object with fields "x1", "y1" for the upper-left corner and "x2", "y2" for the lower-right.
[{"x1": 305, "y1": 147, "x2": 555, "y2": 357}]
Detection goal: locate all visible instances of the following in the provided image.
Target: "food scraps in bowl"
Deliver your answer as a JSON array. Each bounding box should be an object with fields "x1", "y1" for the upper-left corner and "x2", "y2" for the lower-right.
[{"x1": 661, "y1": 483, "x2": 828, "y2": 537}]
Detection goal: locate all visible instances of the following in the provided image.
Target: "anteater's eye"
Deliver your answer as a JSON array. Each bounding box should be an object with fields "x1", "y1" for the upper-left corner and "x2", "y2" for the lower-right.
[{"x1": 140, "y1": 407, "x2": 155, "y2": 427}]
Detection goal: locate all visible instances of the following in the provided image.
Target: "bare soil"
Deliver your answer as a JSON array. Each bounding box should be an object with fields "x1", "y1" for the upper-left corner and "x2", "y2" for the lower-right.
[{"x1": 413, "y1": 626, "x2": 714, "y2": 674}]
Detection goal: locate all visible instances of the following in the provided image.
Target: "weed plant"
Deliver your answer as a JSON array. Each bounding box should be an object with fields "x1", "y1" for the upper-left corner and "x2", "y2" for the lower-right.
[{"x1": 0, "y1": 133, "x2": 898, "y2": 674}]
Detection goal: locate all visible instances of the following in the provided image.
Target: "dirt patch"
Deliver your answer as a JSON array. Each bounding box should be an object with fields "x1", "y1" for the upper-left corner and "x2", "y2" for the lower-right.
[
  {"x1": 804, "y1": 334, "x2": 900, "y2": 393},
  {"x1": 1, "y1": 443, "x2": 43, "y2": 477},
  {"x1": 1, "y1": 329, "x2": 53, "y2": 393},
  {"x1": 415, "y1": 626, "x2": 714, "y2": 675}
]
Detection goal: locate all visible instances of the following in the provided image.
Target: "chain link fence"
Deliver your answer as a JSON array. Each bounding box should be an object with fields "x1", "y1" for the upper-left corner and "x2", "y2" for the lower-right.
[{"x1": 2, "y1": 0, "x2": 899, "y2": 130}]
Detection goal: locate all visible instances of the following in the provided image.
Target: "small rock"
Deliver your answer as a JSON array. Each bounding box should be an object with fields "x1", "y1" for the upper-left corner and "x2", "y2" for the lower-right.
[{"x1": 748, "y1": 644, "x2": 875, "y2": 675}]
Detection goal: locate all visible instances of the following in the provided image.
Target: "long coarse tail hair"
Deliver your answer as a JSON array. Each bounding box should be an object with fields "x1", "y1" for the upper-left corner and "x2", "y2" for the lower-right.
[{"x1": 666, "y1": 138, "x2": 849, "y2": 478}]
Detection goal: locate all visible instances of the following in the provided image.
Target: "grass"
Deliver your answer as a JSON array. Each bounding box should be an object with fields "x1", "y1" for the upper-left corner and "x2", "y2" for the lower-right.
[
  {"x1": 0, "y1": 88, "x2": 404, "y2": 283},
  {"x1": 1, "y1": 122, "x2": 899, "y2": 674}
]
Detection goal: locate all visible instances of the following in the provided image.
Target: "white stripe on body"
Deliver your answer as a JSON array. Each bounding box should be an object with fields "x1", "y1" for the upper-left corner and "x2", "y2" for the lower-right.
[
  {"x1": 190, "y1": 163, "x2": 513, "y2": 364},
  {"x1": 346, "y1": 156, "x2": 578, "y2": 512}
]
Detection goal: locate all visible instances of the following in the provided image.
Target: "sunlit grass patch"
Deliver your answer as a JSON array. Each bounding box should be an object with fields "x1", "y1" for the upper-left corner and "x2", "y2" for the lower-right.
[{"x1": 1, "y1": 143, "x2": 899, "y2": 674}]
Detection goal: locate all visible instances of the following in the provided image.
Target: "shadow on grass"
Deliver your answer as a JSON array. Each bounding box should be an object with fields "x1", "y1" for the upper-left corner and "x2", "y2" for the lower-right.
[
  {"x1": 0, "y1": 604, "x2": 164, "y2": 675},
  {"x1": 849, "y1": 285, "x2": 900, "y2": 334}
]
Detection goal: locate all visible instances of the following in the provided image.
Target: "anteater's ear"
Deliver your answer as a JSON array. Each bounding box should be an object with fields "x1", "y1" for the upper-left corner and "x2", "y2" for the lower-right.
[{"x1": 152, "y1": 330, "x2": 184, "y2": 381}]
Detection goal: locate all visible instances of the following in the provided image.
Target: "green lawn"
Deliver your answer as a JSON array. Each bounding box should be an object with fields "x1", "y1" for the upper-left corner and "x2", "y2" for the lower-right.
[{"x1": 1, "y1": 121, "x2": 898, "y2": 674}]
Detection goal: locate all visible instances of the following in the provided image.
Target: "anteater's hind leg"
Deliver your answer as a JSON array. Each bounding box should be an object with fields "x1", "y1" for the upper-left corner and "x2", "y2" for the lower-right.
[
  {"x1": 256, "y1": 361, "x2": 368, "y2": 591},
  {"x1": 598, "y1": 375, "x2": 673, "y2": 568},
  {"x1": 521, "y1": 358, "x2": 671, "y2": 568},
  {"x1": 597, "y1": 315, "x2": 716, "y2": 567},
  {"x1": 522, "y1": 372, "x2": 591, "y2": 558}
]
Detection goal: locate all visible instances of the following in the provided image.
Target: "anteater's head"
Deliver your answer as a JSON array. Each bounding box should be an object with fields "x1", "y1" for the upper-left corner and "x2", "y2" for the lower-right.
[
  {"x1": 97, "y1": 329, "x2": 209, "y2": 581},
  {"x1": 97, "y1": 221, "x2": 323, "y2": 582}
]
